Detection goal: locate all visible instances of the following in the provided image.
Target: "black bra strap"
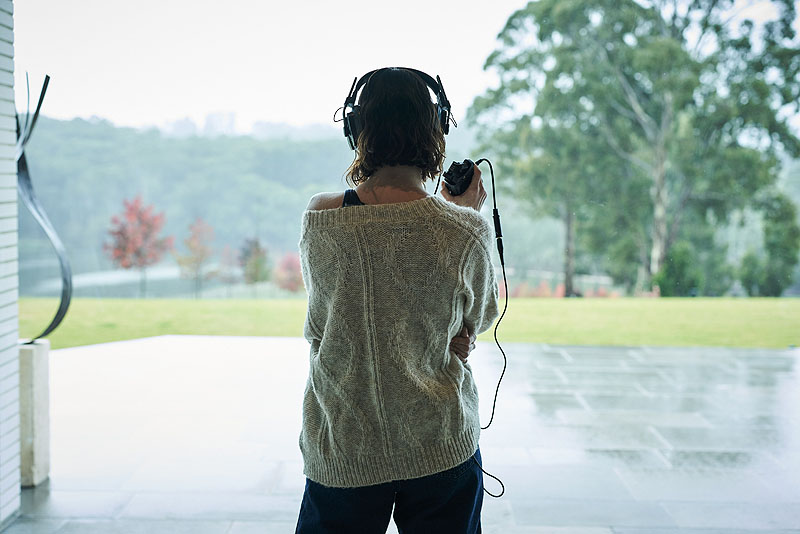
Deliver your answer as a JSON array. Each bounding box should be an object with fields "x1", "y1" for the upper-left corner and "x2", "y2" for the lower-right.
[{"x1": 342, "y1": 188, "x2": 364, "y2": 207}]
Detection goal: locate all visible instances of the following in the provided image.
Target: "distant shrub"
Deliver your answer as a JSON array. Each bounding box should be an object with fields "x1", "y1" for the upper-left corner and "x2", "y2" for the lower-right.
[
  {"x1": 652, "y1": 241, "x2": 702, "y2": 297},
  {"x1": 739, "y1": 252, "x2": 764, "y2": 297}
]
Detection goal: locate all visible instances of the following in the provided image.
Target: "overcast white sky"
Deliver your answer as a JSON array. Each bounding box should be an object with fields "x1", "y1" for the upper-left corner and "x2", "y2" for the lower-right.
[
  {"x1": 13, "y1": 0, "x2": 799, "y2": 134},
  {"x1": 13, "y1": 0, "x2": 526, "y2": 132}
]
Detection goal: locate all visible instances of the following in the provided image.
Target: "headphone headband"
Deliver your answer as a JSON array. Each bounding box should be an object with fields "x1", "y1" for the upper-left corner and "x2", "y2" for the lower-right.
[{"x1": 341, "y1": 67, "x2": 452, "y2": 150}]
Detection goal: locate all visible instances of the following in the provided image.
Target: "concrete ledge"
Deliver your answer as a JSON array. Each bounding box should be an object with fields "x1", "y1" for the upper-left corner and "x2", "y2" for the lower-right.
[{"x1": 18, "y1": 338, "x2": 50, "y2": 487}]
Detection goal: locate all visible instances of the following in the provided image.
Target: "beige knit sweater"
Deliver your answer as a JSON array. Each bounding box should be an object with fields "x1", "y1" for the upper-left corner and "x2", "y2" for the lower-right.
[{"x1": 298, "y1": 194, "x2": 500, "y2": 488}]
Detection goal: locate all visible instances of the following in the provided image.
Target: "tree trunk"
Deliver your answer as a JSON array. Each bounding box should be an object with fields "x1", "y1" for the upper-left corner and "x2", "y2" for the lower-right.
[
  {"x1": 563, "y1": 205, "x2": 576, "y2": 297},
  {"x1": 634, "y1": 264, "x2": 648, "y2": 295},
  {"x1": 140, "y1": 268, "x2": 147, "y2": 298},
  {"x1": 649, "y1": 98, "x2": 673, "y2": 281},
  {"x1": 633, "y1": 232, "x2": 650, "y2": 295},
  {"x1": 649, "y1": 144, "x2": 669, "y2": 279}
]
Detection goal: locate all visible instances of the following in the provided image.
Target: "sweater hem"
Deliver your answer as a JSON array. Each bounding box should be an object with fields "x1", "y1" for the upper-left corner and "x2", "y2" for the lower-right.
[{"x1": 302, "y1": 427, "x2": 480, "y2": 488}]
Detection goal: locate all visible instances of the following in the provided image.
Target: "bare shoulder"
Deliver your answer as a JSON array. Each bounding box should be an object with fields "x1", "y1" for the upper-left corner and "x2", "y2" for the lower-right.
[{"x1": 306, "y1": 191, "x2": 345, "y2": 211}]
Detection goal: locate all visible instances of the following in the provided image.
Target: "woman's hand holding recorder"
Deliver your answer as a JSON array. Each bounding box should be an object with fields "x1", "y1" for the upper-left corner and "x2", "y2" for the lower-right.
[{"x1": 439, "y1": 164, "x2": 487, "y2": 212}]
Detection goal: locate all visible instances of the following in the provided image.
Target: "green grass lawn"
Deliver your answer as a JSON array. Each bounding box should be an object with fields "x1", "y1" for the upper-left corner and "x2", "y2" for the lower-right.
[{"x1": 19, "y1": 297, "x2": 799, "y2": 350}]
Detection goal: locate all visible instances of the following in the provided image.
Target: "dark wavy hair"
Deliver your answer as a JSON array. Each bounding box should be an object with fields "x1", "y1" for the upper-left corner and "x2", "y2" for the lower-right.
[{"x1": 345, "y1": 68, "x2": 446, "y2": 186}]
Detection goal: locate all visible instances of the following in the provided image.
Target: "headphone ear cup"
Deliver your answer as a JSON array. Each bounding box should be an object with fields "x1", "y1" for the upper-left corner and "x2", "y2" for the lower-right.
[
  {"x1": 344, "y1": 105, "x2": 363, "y2": 150},
  {"x1": 438, "y1": 105, "x2": 449, "y2": 135}
]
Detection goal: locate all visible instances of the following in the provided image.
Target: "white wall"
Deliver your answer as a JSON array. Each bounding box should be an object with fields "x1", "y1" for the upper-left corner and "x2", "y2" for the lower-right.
[{"x1": 0, "y1": 0, "x2": 18, "y2": 528}]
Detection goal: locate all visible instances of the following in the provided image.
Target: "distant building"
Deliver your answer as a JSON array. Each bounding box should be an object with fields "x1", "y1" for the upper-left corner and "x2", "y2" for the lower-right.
[
  {"x1": 203, "y1": 112, "x2": 237, "y2": 137},
  {"x1": 163, "y1": 117, "x2": 199, "y2": 138}
]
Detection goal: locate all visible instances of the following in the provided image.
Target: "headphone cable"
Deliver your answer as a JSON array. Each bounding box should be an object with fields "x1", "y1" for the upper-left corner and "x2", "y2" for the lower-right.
[
  {"x1": 430, "y1": 160, "x2": 510, "y2": 497},
  {"x1": 474, "y1": 158, "x2": 507, "y2": 431}
]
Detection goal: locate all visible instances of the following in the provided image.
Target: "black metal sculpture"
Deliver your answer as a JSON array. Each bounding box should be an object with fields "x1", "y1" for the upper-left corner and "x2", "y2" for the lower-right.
[{"x1": 16, "y1": 75, "x2": 73, "y2": 343}]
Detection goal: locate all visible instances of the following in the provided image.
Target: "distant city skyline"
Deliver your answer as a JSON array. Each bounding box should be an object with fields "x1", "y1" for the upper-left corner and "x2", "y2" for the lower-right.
[{"x1": 159, "y1": 112, "x2": 341, "y2": 138}]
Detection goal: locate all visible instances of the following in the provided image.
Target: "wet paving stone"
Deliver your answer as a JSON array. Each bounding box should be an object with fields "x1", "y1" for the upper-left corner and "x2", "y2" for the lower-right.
[
  {"x1": 529, "y1": 393, "x2": 586, "y2": 418},
  {"x1": 660, "y1": 366, "x2": 740, "y2": 385},
  {"x1": 731, "y1": 354, "x2": 798, "y2": 371},
  {"x1": 529, "y1": 384, "x2": 644, "y2": 395},
  {"x1": 700, "y1": 406, "x2": 789, "y2": 424},
  {"x1": 529, "y1": 351, "x2": 574, "y2": 365},
  {"x1": 557, "y1": 409, "x2": 711, "y2": 428},
  {"x1": 50, "y1": 519, "x2": 232, "y2": 534},
  {"x1": 659, "y1": 450, "x2": 765, "y2": 470},
  {"x1": 612, "y1": 529, "x2": 800, "y2": 534},
  {"x1": 659, "y1": 501, "x2": 800, "y2": 530},
  {"x1": 560, "y1": 369, "x2": 671, "y2": 387},
  {"x1": 583, "y1": 449, "x2": 671, "y2": 470},
  {"x1": 6, "y1": 337, "x2": 798, "y2": 533},
  {"x1": 0, "y1": 517, "x2": 67, "y2": 534},
  {"x1": 614, "y1": 468, "x2": 777, "y2": 502},
  {"x1": 581, "y1": 393, "x2": 718, "y2": 412},
  {"x1": 634, "y1": 382, "x2": 728, "y2": 395},
  {"x1": 512, "y1": 498, "x2": 677, "y2": 528},
  {"x1": 653, "y1": 426, "x2": 785, "y2": 451},
  {"x1": 497, "y1": 464, "x2": 635, "y2": 500},
  {"x1": 524, "y1": 367, "x2": 570, "y2": 386},
  {"x1": 550, "y1": 424, "x2": 671, "y2": 449}
]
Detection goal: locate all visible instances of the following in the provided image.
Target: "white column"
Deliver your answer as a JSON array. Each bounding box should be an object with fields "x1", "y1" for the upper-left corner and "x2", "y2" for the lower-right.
[{"x1": 18, "y1": 339, "x2": 50, "y2": 487}]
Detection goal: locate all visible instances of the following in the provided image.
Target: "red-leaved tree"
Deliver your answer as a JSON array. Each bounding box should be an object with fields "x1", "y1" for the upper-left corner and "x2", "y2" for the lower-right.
[
  {"x1": 103, "y1": 195, "x2": 174, "y2": 297},
  {"x1": 173, "y1": 217, "x2": 215, "y2": 299},
  {"x1": 274, "y1": 252, "x2": 303, "y2": 292}
]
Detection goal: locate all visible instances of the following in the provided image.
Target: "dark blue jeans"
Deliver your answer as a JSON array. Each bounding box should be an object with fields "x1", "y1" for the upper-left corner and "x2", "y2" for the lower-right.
[{"x1": 295, "y1": 448, "x2": 483, "y2": 534}]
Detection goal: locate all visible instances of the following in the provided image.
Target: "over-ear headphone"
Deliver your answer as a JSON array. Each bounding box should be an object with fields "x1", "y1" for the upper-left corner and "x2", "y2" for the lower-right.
[{"x1": 340, "y1": 67, "x2": 452, "y2": 150}]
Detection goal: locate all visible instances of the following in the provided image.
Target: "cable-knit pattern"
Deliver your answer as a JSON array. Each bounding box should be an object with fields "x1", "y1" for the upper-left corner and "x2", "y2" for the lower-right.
[{"x1": 298, "y1": 195, "x2": 500, "y2": 487}]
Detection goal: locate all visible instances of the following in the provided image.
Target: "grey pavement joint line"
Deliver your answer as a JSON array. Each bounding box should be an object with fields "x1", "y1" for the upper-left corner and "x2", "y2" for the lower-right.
[
  {"x1": 553, "y1": 367, "x2": 570, "y2": 384},
  {"x1": 652, "y1": 448, "x2": 674, "y2": 468},
  {"x1": 574, "y1": 393, "x2": 594, "y2": 412},
  {"x1": 647, "y1": 426, "x2": 675, "y2": 450}
]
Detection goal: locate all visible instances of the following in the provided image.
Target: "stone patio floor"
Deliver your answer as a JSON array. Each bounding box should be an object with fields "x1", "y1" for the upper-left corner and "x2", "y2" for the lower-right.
[{"x1": 3, "y1": 335, "x2": 800, "y2": 533}]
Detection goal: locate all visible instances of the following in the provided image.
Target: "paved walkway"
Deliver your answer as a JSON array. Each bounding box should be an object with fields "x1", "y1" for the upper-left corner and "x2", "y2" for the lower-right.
[{"x1": 4, "y1": 335, "x2": 800, "y2": 533}]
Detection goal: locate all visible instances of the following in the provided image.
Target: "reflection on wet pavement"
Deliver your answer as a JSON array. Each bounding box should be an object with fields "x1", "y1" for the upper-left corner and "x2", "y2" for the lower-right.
[
  {"x1": 5, "y1": 336, "x2": 799, "y2": 533},
  {"x1": 475, "y1": 342, "x2": 800, "y2": 532}
]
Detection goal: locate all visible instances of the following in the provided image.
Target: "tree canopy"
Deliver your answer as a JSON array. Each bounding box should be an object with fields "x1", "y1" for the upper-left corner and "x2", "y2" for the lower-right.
[{"x1": 470, "y1": 0, "x2": 800, "y2": 294}]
